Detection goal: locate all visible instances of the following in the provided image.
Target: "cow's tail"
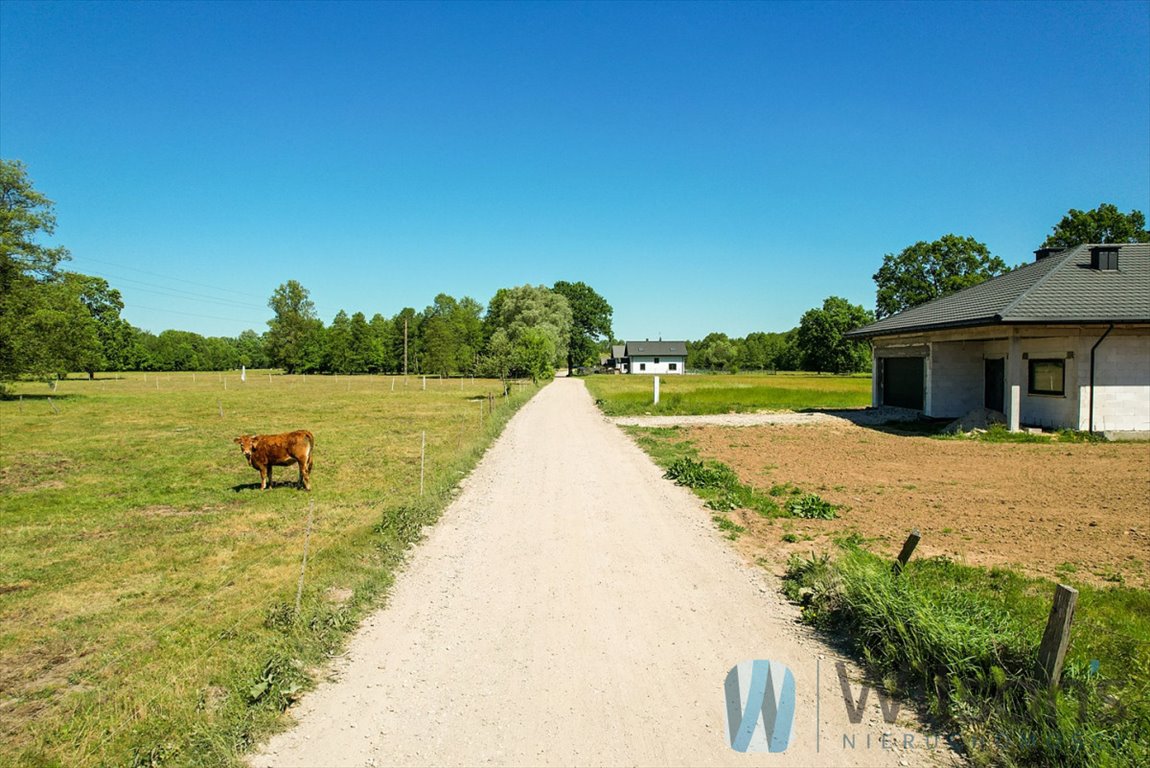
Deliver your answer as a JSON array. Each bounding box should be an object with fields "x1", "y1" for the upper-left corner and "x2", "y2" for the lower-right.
[{"x1": 304, "y1": 430, "x2": 315, "y2": 472}]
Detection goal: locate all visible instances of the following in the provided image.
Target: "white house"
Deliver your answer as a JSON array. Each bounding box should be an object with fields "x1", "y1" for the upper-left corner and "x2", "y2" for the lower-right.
[
  {"x1": 623, "y1": 340, "x2": 687, "y2": 375},
  {"x1": 846, "y1": 243, "x2": 1150, "y2": 434}
]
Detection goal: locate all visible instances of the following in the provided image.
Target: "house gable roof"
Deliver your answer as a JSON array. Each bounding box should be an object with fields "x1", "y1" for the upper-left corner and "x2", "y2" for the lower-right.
[
  {"x1": 847, "y1": 243, "x2": 1150, "y2": 338},
  {"x1": 624, "y1": 340, "x2": 688, "y2": 357}
]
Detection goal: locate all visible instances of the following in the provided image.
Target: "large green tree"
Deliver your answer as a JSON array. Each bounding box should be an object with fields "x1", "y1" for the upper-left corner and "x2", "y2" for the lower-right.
[
  {"x1": 1042, "y1": 203, "x2": 1150, "y2": 247},
  {"x1": 324, "y1": 309, "x2": 358, "y2": 374},
  {"x1": 0, "y1": 160, "x2": 70, "y2": 288},
  {"x1": 873, "y1": 235, "x2": 1008, "y2": 319},
  {"x1": 0, "y1": 160, "x2": 74, "y2": 384},
  {"x1": 265, "y1": 280, "x2": 325, "y2": 374},
  {"x1": 368, "y1": 313, "x2": 396, "y2": 373},
  {"x1": 235, "y1": 329, "x2": 269, "y2": 369},
  {"x1": 483, "y1": 285, "x2": 572, "y2": 377},
  {"x1": 551, "y1": 281, "x2": 613, "y2": 375},
  {"x1": 67, "y1": 273, "x2": 134, "y2": 377},
  {"x1": 419, "y1": 294, "x2": 484, "y2": 376},
  {"x1": 689, "y1": 332, "x2": 740, "y2": 371},
  {"x1": 796, "y1": 296, "x2": 873, "y2": 374}
]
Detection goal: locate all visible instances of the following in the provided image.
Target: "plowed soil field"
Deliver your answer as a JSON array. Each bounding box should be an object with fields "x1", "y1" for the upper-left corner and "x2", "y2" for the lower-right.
[{"x1": 685, "y1": 422, "x2": 1150, "y2": 588}]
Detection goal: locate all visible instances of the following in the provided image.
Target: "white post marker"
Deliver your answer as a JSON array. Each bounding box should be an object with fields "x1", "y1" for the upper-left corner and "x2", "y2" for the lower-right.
[
  {"x1": 653, "y1": 375, "x2": 661, "y2": 405},
  {"x1": 241, "y1": 365, "x2": 246, "y2": 382}
]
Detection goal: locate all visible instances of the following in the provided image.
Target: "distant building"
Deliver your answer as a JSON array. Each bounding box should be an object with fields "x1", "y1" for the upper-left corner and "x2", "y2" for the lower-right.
[
  {"x1": 846, "y1": 243, "x2": 1150, "y2": 434},
  {"x1": 623, "y1": 340, "x2": 687, "y2": 375},
  {"x1": 605, "y1": 344, "x2": 628, "y2": 373}
]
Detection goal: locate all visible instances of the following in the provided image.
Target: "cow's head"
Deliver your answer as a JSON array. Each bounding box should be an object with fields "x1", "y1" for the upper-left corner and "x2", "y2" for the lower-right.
[{"x1": 233, "y1": 435, "x2": 259, "y2": 463}]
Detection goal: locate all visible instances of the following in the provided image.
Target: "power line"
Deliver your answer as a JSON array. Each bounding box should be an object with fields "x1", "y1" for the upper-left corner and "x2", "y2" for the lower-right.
[
  {"x1": 130, "y1": 304, "x2": 266, "y2": 327},
  {"x1": 76, "y1": 255, "x2": 261, "y2": 300},
  {"x1": 85, "y1": 270, "x2": 267, "y2": 311}
]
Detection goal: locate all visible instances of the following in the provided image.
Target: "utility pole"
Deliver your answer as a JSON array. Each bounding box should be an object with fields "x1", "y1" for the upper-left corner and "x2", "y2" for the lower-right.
[{"x1": 403, "y1": 318, "x2": 408, "y2": 377}]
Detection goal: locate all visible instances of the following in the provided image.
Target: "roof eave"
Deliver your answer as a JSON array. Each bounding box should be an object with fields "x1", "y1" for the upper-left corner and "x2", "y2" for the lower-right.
[
  {"x1": 845, "y1": 315, "x2": 1002, "y2": 339},
  {"x1": 847, "y1": 316, "x2": 1150, "y2": 339}
]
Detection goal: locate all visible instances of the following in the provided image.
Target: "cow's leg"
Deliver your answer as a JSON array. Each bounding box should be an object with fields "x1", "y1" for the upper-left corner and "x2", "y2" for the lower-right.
[
  {"x1": 298, "y1": 457, "x2": 311, "y2": 491},
  {"x1": 261, "y1": 466, "x2": 271, "y2": 490}
]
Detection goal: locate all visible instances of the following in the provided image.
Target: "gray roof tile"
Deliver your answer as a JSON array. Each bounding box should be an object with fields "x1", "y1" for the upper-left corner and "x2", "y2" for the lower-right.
[
  {"x1": 624, "y1": 340, "x2": 688, "y2": 356},
  {"x1": 848, "y1": 243, "x2": 1150, "y2": 338}
]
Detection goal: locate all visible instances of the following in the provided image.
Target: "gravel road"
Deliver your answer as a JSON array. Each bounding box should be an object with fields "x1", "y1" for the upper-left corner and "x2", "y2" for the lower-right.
[{"x1": 250, "y1": 379, "x2": 956, "y2": 767}]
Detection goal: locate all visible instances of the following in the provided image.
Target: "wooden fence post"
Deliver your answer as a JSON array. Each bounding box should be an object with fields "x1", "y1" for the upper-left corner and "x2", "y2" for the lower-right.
[
  {"x1": 892, "y1": 529, "x2": 920, "y2": 574},
  {"x1": 1039, "y1": 584, "x2": 1078, "y2": 688}
]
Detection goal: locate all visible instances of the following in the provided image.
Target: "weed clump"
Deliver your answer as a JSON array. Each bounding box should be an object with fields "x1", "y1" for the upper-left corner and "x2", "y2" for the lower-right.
[
  {"x1": 663, "y1": 456, "x2": 781, "y2": 517},
  {"x1": 787, "y1": 493, "x2": 838, "y2": 519}
]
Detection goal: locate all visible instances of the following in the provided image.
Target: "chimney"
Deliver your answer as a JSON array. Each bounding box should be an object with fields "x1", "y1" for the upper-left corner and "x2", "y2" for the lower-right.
[
  {"x1": 1034, "y1": 246, "x2": 1064, "y2": 261},
  {"x1": 1090, "y1": 246, "x2": 1120, "y2": 271}
]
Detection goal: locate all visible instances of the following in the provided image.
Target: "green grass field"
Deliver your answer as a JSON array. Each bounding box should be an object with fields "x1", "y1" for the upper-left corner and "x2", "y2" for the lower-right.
[
  {"x1": 0, "y1": 371, "x2": 537, "y2": 766},
  {"x1": 583, "y1": 372, "x2": 872, "y2": 416}
]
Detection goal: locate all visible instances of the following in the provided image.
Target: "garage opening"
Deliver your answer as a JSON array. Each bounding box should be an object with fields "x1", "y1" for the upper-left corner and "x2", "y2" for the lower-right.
[{"x1": 882, "y1": 357, "x2": 924, "y2": 410}]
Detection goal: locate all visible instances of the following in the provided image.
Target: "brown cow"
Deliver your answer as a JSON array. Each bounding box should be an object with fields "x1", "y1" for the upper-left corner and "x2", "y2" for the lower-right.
[{"x1": 233, "y1": 430, "x2": 315, "y2": 491}]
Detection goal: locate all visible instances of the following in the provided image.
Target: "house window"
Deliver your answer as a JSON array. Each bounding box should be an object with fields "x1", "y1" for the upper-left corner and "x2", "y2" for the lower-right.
[
  {"x1": 639, "y1": 363, "x2": 646, "y2": 371},
  {"x1": 1028, "y1": 359, "x2": 1065, "y2": 396},
  {"x1": 669, "y1": 362, "x2": 678, "y2": 371},
  {"x1": 654, "y1": 357, "x2": 660, "y2": 364}
]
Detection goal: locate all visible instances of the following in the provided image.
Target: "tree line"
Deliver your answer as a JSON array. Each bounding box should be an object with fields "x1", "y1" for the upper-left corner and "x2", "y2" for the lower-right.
[
  {"x1": 686, "y1": 206, "x2": 1148, "y2": 374},
  {"x1": 0, "y1": 160, "x2": 614, "y2": 389},
  {"x1": 3, "y1": 157, "x2": 1145, "y2": 385}
]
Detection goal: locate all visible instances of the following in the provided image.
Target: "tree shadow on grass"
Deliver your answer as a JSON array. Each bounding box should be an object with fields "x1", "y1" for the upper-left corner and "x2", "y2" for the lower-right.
[{"x1": 1, "y1": 392, "x2": 82, "y2": 402}]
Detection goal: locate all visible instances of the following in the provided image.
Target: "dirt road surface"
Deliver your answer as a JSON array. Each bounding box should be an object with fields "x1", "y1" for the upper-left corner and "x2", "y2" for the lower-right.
[{"x1": 250, "y1": 379, "x2": 957, "y2": 767}]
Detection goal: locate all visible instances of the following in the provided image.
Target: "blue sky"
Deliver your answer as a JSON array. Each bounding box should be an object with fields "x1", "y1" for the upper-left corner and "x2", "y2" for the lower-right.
[{"x1": 2, "y1": 1, "x2": 1147, "y2": 340}]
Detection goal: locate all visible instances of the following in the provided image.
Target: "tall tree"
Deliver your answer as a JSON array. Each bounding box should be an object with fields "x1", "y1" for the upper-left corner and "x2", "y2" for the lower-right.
[
  {"x1": 390, "y1": 307, "x2": 419, "y2": 375},
  {"x1": 0, "y1": 160, "x2": 73, "y2": 385},
  {"x1": 347, "y1": 311, "x2": 374, "y2": 374},
  {"x1": 451, "y1": 297, "x2": 485, "y2": 375},
  {"x1": 483, "y1": 285, "x2": 572, "y2": 376},
  {"x1": 265, "y1": 280, "x2": 324, "y2": 374},
  {"x1": 325, "y1": 310, "x2": 357, "y2": 374},
  {"x1": 689, "y1": 332, "x2": 739, "y2": 371},
  {"x1": 235, "y1": 329, "x2": 269, "y2": 369},
  {"x1": 421, "y1": 294, "x2": 463, "y2": 376},
  {"x1": 0, "y1": 160, "x2": 70, "y2": 290},
  {"x1": 796, "y1": 296, "x2": 873, "y2": 374},
  {"x1": 68, "y1": 273, "x2": 130, "y2": 378},
  {"x1": 873, "y1": 235, "x2": 1007, "y2": 319},
  {"x1": 1042, "y1": 203, "x2": 1150, "y2": 247},
  {"x1": 552, "y1": 281, "x2": 613, "y2": 375},
  {"x1": 368, "y1": 313, "x2": 396, "y2": 373}
]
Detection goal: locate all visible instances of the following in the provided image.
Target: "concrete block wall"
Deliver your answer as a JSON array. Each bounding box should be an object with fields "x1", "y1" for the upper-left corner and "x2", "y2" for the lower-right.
[
  {"x1": 928, "y1": 341, "x2": 984, "y2": 418},
  {"x1": 1084, "y1": 334, "x2": 1150, "y2": 432}
]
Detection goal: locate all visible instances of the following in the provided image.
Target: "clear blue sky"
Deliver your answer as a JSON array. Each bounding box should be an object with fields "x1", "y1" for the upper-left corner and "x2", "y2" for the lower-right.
[{"x1": 2, "y1": 1, "x2": 1147, "y2": 340}]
